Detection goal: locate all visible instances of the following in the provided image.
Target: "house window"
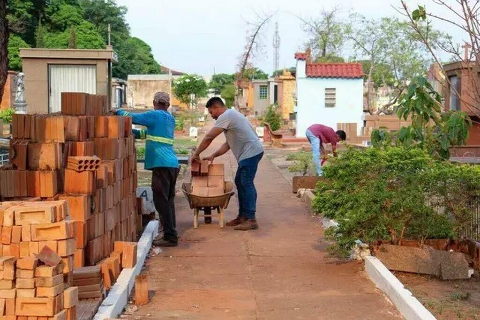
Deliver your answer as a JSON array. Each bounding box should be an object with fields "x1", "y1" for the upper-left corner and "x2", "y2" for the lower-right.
[
  {"x1": 449, "y1": 76, "x2": 461, "y2": 111},
  {"x1": 325, "y1": 88, "x2": 336, "y2": 107},
  {"x1": 259, "y1": 85, "x2": 268, "y2": 100}
]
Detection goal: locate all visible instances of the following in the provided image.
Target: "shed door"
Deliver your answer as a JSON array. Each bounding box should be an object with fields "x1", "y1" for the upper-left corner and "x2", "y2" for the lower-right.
[{"x1": 49, "y1": 65, "x2": 96, "y2": 113}]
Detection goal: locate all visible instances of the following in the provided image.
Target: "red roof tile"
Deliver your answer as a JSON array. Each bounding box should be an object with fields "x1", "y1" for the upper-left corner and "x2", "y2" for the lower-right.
[
  {"x1": 306, "y1": 63, "x2": 364, "y2": 79},
  {"x1": 294, "y1": 52, "x2": 307, "y2": 60}
]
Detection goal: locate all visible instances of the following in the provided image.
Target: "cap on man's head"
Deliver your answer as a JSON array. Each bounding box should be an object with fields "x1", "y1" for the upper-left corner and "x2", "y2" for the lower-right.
[{"x1": 154, "y1": 92, "x2": 170, "y2": 106}]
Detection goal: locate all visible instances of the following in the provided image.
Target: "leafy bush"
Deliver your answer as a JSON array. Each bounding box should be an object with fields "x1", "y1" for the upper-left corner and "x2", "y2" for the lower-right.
[
  {"x1": 173, "y1": 74, "x2": 208, "y2": 106},
  {"x1": 263, "y1": 105, "x2": 282, "y2": 131},
  {"x1": 313, "y1": 147, "x2": 480, "y2": 257},
  {"x1": 175, "y1": 116, "x2": 184, "y2": 131},
  {"x1": 136, "y1": 146, "x2": 145, "y2": 159},
  {"x1": 287, "y1": 151, "x2": 315, "y2": 176},
  {"x1": 372, "y1": 76, "x2": 471, "y2": 159},
  {"x1": 0, "y1": 108, "x2": 15, "y2": 124}
]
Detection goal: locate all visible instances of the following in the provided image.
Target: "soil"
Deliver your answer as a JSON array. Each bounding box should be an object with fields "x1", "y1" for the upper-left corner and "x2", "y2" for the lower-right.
[{"x1": 396, "y1": 272, "x2": 480, "y2": 319}]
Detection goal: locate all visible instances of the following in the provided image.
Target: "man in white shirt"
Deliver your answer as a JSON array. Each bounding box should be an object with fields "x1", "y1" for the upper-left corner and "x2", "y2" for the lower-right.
[{"x1": 192, "y1": 97, "x2": 264, "y2": 230}]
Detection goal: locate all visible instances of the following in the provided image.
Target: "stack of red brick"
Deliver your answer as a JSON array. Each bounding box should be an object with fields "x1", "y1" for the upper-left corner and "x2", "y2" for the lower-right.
[
  {"x1": 0, "y1": 244, "x2": 78, "y2": 319},
  {"x1": 190, "y1": 161, "x2": 225, "y2": 197},
  {"x1": 0, "y1": 92, "x2": 140, "y2": 268}
]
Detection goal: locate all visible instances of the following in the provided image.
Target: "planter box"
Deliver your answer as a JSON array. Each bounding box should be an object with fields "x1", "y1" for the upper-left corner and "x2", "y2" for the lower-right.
[
  {"x1": 375, "y1": 244, "x2": 471, "y2": 280},
  {"x1": 292, "y1": 176, "x2": 322, "y2": 193}
]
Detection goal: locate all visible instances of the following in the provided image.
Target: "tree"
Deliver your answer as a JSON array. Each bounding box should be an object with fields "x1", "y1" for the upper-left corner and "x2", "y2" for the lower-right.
[
  {"x1": 241, "y1": 67, "x2": 268, "y2": 80},
  {"x1": 173, "y1": 74, "x2": 208, "y2": 107},
  {"x1": 68, "y1": 25, "x2": 76, "y2": 49},
  {"x1": 0, "y1": 0, "x2": 9, "y2": 105},
  {"x1": 221, "y1": 84, "x2": 235, "y2": 108},
  {"x1": 209, "y1": 73, "x2": 235, "y2": 95},
  {"x1": 45, "y1": 21, "x2": 104, "y2": 50},
  {"x1": 372, "y1": 76, "x2": 471, "y2": 160},
  {"x1": 400, "y1": 1, "x2": 480, "y2": 119},
  {"x1": 357, "y1": 60, "x2": 394, "y2": 88},
  {"x1": 8, "y1": 34, "x2": 30, "y2": 71},
  {"x1": 299, "y1": 7, "x2": 346, "y2": 61},
  {"x1": 35, "y1": 19, "x2": 45, "y2": 48},
  {"x1": 262, "y1": 105, "x2": 282, "y2": 131},
  {"x1": 272, "y1": 67, "x2": 295, "y2": 77},
  {"x1": 113, "y1": 37, "x2": 160, "y2": 79},
  {"x1": 47, "y1": 3, "x2": 84, "y2": 32}
]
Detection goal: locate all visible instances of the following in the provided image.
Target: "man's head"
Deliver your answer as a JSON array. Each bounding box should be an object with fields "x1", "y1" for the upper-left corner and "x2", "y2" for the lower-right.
[
  {"x1": 206, "y1": 97, "x2": 227, "y2": 120},
  {"x1": 153, "y1": 92, "x2": 170, "y2": 111},
  {"x1": 336, "y1": 130, "x2": 347, "y2": 141}
]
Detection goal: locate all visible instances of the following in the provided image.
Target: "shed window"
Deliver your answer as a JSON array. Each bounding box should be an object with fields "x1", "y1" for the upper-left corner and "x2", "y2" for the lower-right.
[
  {"x1": 325, "y1": 88, "x2": 336, "y2": 108},
  {"x1": 259, "y1": 85, "x2": 268, "y2": 100}
]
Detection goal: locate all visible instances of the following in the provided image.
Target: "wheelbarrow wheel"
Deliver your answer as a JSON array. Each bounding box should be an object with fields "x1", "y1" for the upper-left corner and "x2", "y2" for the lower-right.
[{"x1": 204, "y1": 207, "x2": 212, "y2": 224}]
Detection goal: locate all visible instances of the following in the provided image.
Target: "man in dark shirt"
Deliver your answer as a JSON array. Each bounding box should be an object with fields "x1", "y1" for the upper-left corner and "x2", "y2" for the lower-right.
[{"x1": 306, "y1": 124, "x2": 346, "y2": 176}]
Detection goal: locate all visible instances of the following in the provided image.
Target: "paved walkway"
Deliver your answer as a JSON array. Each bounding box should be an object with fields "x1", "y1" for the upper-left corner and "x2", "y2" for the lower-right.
[{"x1": 132, "y1": 129, "x2": 402, "y2": 320}]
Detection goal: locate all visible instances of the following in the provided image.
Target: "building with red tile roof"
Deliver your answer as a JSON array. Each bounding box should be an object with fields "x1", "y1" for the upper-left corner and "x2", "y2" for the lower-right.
[{"x1": 294, "y1": 50, "x2": 365, "y2": 138}]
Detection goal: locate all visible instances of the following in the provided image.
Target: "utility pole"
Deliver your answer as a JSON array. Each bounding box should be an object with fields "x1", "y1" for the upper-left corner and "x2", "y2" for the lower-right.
[{"x1": 273, "y1": 22, "x2": 280, "y2": 74}]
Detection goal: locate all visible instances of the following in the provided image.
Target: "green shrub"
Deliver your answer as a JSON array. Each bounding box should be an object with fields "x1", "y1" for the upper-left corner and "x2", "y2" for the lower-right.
[
  {"x1": 313, "y1": 147, "x2": 480, "y2": 257},
  {"x1": 262, "y1": 105, "x2": 282, "y2": 131},
  {"x1": 287, "y1": 151, "x2": 315, "y2": 176},
  {"x1": 175, "y1": 116, "x2": 184, "y2": 131},
  {"x1": 0, "y1": 108, "x2": 15, "y2": 124},
  {"x1": 136, "y1": 146, "x2": 146, "y2": 159}
]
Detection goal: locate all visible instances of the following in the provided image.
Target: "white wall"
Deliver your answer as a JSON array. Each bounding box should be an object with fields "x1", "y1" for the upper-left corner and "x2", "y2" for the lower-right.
[{"x1": 296, "y1": 77, "x2": 364, "y2": 137}]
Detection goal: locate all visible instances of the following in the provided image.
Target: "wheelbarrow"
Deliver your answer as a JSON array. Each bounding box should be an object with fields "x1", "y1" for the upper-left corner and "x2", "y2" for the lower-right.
[{"x1": 182, "y1": 181, "x2": 235, "y2": 228}]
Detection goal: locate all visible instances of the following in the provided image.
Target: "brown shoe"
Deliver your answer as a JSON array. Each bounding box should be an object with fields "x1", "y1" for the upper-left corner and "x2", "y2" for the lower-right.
[
  {"x1": 226, "y1": 216, "x2": 247, "y2": 227},
  {"x1": 234, "y1": 219, "x2": 259, "y2": 231}
]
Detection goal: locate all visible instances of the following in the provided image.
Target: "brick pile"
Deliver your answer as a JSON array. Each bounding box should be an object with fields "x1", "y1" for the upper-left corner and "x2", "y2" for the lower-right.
[
  {"x1": 190, "y1": 161, "x2": 225, "y2": 197},
  {"x1": 0, "y1": 92, "x2": 140, "y2": 268},
  {"x1": 0, "y1": 249, "x2": 78, "y2": 319}
]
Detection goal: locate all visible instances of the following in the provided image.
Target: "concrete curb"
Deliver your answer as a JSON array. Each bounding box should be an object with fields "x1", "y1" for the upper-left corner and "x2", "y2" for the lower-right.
[
  {"x1": 93, "y1": 220, "x2": 159, "y2": 320},
  {"x1": 364, "y1": 256, "x2": 436, "y2": 320}
]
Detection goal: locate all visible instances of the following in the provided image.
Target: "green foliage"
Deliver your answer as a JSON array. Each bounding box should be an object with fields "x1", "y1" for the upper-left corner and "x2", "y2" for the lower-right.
[
  {"x1": 44, "y1": 21, "x2": 104, "y2": 49},
  {"x1": 136, "y1": 146, "x2": 145, "y2": 159},
  {"x1": 173, "y1": 75, "x2": 208, "y2": 106},
  {"x1": 272, "y1": 67, "x2": 295, "y2": 77},
  {"x1": 0, "y1": 108, "x2": 15, "y2": 124},
  {"x1": 175, "y1": 116, "x2": 184, "y2": 131},
  {"x1": 6, "y1": 0, "x2": 160, "y2": 80},
  {"x1": 209, "y1": 73, "x2": 235, "y2": 95},
  {"x1": 68, "y1": 25, "x2": 77, "y2": 49},
  {"x1": 35, "y1": 19, "x2": 46, "y2": 48},
  {"x1": 372, "y1": 76, "x2": 471, "y2": 159},
  {"x1": 358, "y1": 60, "x2": 395, "y2": 88},
  {"x1": 314, "y1": 55, "x2": 344, "y2": 63},
  {"x1": 221, "y1": 85, "x2": 235, "y2": 108},
  {"x1": 313, "y1": 147, "x2": 480, "y2": 257},
  {"x1": 8, "y1": 35, "x2": 30, "y2": 71},
  {"x1": 241, "y1": 68, "x2": 268, "y2": 80},
  {"x1": 262, "y1": 105, "x2": 282, "y2": 131},
  {"x1": 287, "y1": 151, "x2": 315, "y2": 176}
]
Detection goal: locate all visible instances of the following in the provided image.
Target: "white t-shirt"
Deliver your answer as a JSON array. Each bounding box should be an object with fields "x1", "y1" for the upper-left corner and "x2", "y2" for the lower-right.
[{"x1": 214, "y1": 109, "x2": 264, "y2": 162}]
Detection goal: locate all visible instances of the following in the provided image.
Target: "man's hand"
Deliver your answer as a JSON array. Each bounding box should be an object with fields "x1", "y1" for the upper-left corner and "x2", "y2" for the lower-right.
[
  {"x1": 202, "y1": 154, "x2": 215, "y2": 163},
  {"x1": 191, "y1": 151, "x2": 200, "y2": 162}
]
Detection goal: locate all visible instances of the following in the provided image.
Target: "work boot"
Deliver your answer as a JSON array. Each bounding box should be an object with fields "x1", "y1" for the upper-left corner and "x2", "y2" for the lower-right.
[
  {"x1": 234, "y1": 219, "x2": 259, "y2": 231},
  {"x1": 153, "y1": 237, "x2": 178, "y2": 247},
  {"x1": 226, "y1": 215, "x2": 247, "y2": 227}
]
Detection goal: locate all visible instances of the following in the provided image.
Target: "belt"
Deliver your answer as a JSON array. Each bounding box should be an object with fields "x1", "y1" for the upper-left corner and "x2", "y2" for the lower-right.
[{"x1": 146, "y1": 134, "x2": 174, "y2": 145}]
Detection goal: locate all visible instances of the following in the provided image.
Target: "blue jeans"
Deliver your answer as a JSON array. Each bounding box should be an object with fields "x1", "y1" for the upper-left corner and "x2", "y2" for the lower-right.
[
  {"x1": 235, "y1": 152, "x2": 264, "y2": 219},
  {"x1": 305, "y1": 129, "x2": 322, "y2": 176}
]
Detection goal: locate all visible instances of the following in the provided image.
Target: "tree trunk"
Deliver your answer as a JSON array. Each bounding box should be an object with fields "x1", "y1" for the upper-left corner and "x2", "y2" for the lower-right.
[
  {"x1": 367, "y1": 55, "x2": 374, "y2": 112},
  {"x1": 0, "y1": 0, "x2": 9, "y2": 105}
]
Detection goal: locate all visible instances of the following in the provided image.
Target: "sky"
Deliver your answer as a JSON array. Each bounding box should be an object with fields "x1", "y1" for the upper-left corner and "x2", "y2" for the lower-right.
[{"x1": 115, "y1": 0, "x2": 465, "y2": 77}]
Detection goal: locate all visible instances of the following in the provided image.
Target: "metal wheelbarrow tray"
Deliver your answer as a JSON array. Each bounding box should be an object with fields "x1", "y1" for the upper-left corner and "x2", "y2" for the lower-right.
[{"x1": 182, "y1": 181, "x2": 235, "y2": 228}]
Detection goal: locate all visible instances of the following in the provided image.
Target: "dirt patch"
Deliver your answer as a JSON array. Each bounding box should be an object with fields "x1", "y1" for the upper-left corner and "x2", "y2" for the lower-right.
[{"x1": 396, "y1": 272, "x2": 480, "y2": 319}]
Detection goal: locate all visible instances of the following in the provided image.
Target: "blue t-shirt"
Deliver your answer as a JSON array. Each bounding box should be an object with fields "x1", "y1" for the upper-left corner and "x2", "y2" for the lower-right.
[{"x1": 117, "y1": 110, "x2": 179, "y2": 169}]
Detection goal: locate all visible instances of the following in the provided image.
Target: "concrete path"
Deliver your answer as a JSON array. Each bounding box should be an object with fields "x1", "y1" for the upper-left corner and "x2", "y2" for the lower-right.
[{"x1": 131, "y1": 130, "x2": 402, "y2": 320}]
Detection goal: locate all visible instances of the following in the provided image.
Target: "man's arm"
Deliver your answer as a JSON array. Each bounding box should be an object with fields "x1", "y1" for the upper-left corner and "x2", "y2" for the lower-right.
[
  {"x1": 132, "y1": 128, "x2": 147, "y2": 140},
  {"x1": 202, "y1": 142, "x2": 230, "y2": 162},
  {"x1": 192, "y1": 127, "x2": 224, "y2": 161},
  {"x1": 117, "y1": 110, "x2": 157, "y2": 127}
]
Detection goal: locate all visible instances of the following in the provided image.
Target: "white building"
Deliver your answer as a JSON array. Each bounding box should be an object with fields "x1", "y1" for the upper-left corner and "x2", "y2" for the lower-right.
[{"x1": 294, "y1": 51, "x2": 364, "y2": 137}]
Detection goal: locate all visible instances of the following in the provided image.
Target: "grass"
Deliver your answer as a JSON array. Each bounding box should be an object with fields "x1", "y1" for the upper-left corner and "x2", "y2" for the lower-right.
[{"x1": 136, "y1": 138, "x2": 197, "y2": 159}]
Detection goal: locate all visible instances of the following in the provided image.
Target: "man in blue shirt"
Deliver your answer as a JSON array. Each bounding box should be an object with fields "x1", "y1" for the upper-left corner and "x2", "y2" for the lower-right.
[{"x1": 116, "y1": 92, "x2": 179, "y2": 247}]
